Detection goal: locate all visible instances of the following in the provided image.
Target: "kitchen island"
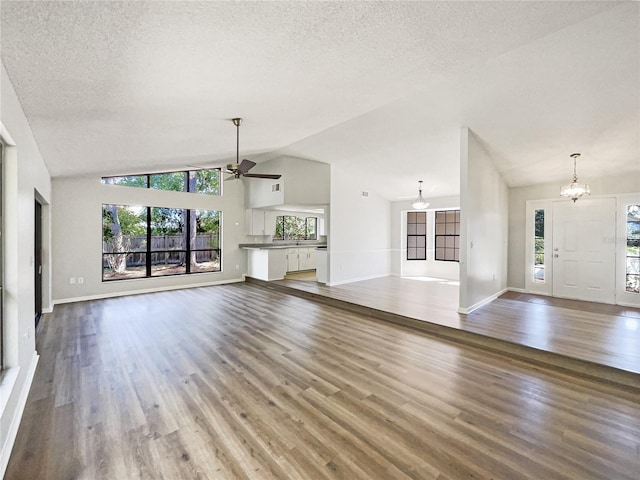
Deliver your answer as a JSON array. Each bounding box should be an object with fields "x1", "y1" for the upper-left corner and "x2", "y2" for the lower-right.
[{"x1": 240, "y1": 243, "x2": 326, "y2": 281}]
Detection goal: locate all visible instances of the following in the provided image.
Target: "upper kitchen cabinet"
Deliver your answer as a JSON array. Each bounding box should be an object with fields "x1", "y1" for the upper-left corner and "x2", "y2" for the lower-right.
[
  {"x1": 245, "y1": 209, "x2": 266, "y2": 235},
  {"x1": 244, "y1": 156, "x2": 330, "y2": 209}
]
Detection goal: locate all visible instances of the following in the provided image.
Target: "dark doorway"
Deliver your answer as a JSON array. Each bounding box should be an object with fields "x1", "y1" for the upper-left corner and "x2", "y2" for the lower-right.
[{"x1": 34, "y1": 199, "x2": 42, "y2": 328}]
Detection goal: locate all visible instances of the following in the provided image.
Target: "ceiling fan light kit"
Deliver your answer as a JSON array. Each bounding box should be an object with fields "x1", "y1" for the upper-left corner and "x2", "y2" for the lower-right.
[
  {"x1": 560, "y1": 153, "x2": 590, "y2": 203},
  {"x1": 226, "y1": 118, "x2": 282, "y2": 180},
  {"x1": 411, "y1": 180, "x2": 430, "y2": 209}
]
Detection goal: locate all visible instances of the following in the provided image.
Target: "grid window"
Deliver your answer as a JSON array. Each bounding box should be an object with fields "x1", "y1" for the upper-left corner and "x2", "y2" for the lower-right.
[
  {"x1": 407, "y1": 211, "x2": 426, "y2": 260},
  {"x1": 434, "y1": 210, "x2": 460, "y2": 262}
]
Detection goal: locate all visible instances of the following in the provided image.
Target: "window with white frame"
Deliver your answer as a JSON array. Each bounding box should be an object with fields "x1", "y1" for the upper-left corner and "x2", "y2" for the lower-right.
[
  {"x1": 534, "y1": 209, "x2": 545, "y2": 283},
  {"x1": 626, "y1": 205, "x2": 640, "y2": 293}
]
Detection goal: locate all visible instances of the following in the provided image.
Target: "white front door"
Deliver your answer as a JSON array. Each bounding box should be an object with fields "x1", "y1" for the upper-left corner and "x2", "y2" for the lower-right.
[{"x1": 552, "y1": 198, "x2": 616, "y2": 303}]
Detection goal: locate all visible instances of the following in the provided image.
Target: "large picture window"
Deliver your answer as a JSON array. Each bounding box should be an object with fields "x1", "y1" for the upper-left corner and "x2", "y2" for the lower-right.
[
  {"x1": 407, "y1": 211, "x2": 426, "y2": 260},
  {"x1": 434, "y1": 210, "x2": 460, "y2": 262},
  {"x1": 274, "y1": 216, "x2": 317, "y2": 240},
  {"x1": 102, "y1": 205, "x2": 221, "y2": 281},
  {"x1": 102, "y1": 168, "x2": 221, "y2": 196}
]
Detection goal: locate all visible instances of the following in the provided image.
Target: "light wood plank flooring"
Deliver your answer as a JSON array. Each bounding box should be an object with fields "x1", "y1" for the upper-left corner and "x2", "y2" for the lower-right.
[
  {"x1": 272, "y1": 276, "x2": 640, "y2": 375},
  {"x1": 6, "y1": 283, "x2": 640, "y2": 479}
]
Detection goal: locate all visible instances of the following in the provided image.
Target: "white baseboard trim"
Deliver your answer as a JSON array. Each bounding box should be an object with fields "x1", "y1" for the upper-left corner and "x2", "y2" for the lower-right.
[
  {"x1": 327, "y1": 273, "x2": 388, "y2": 287},
  {"x1": 517, "y1": 288, "x2": 554, "y2": 297},
  {"x1": 458, "y1": 287, "x2": 509, "y2": 315},
  {"x1": 0, "y1": 352, "x2": 39, "y2": 478},
  {"x1": 0, "y1": 367, "x2": 20, "y2": 419},
  {"x1": 507, "y1": 287, "x2": 526, "y2": 293},
  {"x1": 42, "y1": 306, "x2": 54, "y2": 314},
  {"x1": 617, "y1": 300, "x2": 640, "y2": 308},
  {"x1": 52, "y1": 277, "x2": 246, "y2": 306}
]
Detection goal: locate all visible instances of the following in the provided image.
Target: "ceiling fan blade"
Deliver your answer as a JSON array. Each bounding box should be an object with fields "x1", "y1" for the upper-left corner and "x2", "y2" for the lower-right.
[
  {"x1": 238, "y1": 159, "x2": 256, "y2": 174},
  {"x1": 242, "y1": 173, "x2": 282, "y2": 179},
  {"x1": 224, "y1": 175, "x2": 238, "y2": 181}
]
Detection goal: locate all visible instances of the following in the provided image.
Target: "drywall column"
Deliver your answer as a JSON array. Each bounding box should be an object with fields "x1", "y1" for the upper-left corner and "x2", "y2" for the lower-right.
[
  {"x1": 329, "y1": 165, "x2": 391, "y2": 285},
  {"x1": 459, "y1": 127, "x2": 509, "y2": 313}
]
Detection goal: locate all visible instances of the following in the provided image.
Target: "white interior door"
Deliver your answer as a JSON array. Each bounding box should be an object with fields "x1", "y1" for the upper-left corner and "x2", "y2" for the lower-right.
[{"x1": 552, "y1": 198, "x2": 616, "y2": 303}]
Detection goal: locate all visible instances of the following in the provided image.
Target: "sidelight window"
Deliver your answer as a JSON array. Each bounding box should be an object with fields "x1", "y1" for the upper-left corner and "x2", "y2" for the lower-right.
[
  {"x1": 626, "y1": 205, "x2": 640, "y2": 293},
  {"x1": 534, "y1": 209, "x2": 545, "y2": 283}
]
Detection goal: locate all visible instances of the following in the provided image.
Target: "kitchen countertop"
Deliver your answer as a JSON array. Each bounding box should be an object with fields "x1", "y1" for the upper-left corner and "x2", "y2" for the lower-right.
[{"x1": 240, "y1": 243, "x2": 327, "y2": 249}]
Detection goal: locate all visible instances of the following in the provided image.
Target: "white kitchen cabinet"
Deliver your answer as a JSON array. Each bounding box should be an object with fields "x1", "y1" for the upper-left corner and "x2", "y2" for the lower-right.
[
  {"x1": 264, "y1": 210, "x2": 278, "y2": 236},
  {"x1": 285, "y1": 247, "x2": 320, "y2": 272},
  {"x1": 245, "y1": 248, "x2": 287, "y2": 281},
  {"x1": 246, "y1": 209, "x2": 266, "y2": 235},
  {"x1": 286, "y1": 248, "x2": 300, "y2": 272},
  {"x1": 308, "y1": 248, "x2": 317, "y2": 269},
  {"x1": 298, "y1": 248, "x2": 316, "y2": 271},
  {"x1": 315, "y1": 248, "x2": 327, "y2": 283}
]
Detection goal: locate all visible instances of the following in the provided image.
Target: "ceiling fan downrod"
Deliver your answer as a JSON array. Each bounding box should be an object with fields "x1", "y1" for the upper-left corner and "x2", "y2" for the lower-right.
[{"x1": 232, "y1": 117, "x2": 242, "y2": 165}]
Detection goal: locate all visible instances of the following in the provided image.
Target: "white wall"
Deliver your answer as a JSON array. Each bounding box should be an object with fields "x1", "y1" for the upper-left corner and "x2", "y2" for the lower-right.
[
  {"x1": 459, "y1": 128, "x2": 509, "y2": 313},
  {"x1": 244, "y1": 176, "x2": 284, "y2": 208},
  {"x1": 1, "y1": 64, "x2": 52, "y2": 476},
  {"x1": 328, "y1": 165, "x2": 391, "y2": 285},
  {"x1": 246, "y1": 156, "x2": 330, "y2": 208},
  {"x1": 51, "y1": 175, "x2": 248, "y2": 303},
  {"x1": 390, "y1": 196, "x2": 460, "y2": 280},
  {"x1": 508, "y1": 173, "x2": 640, "y2": 290}
]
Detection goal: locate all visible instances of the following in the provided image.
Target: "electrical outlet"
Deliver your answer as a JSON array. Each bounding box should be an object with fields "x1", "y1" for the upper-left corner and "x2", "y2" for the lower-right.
[
  {"x1": 69, "y1": 277, "x2": 76, "y2": 285},
  {"x1": 78, "y1": 277, "x2": 84, "y2": 284}
]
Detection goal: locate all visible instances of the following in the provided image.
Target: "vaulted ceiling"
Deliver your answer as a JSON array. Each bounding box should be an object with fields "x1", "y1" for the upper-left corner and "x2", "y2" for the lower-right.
[{"x1": 1, "y1": 1, "x2": 638, "y2": 200}]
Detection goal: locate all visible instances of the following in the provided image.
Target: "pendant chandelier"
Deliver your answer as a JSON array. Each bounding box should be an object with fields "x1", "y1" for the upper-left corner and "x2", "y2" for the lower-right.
[
  {"x1": 411, "y1": 181, "x2": 429, "y2": 209},
  {"x1": 560, "y1": 153, "x2": 590, "y2": 203}
]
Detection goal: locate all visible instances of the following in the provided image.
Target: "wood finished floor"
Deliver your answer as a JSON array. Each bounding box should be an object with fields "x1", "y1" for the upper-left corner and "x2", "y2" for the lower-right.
[
  {"x1": 6, "y1": 283, "x2": 640, "y2": 479},
  {"x1": 274, "y1": 276, "x2": 640, "y2": 374}
]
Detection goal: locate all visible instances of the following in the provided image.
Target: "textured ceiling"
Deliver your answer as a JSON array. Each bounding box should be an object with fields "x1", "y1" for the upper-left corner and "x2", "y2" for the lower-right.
[{"x1": 1, "y1": 1, "x2": 638, "y2": 200}]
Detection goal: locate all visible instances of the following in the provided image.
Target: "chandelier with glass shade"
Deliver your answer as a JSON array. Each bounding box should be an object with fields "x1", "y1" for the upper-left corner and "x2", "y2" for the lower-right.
[
  {"x1": 560, "y1": 153, "x2": 590, "y2": 203},
  {"x1": 411, "y1": 181, "x2": 430, "y2": 209}
]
